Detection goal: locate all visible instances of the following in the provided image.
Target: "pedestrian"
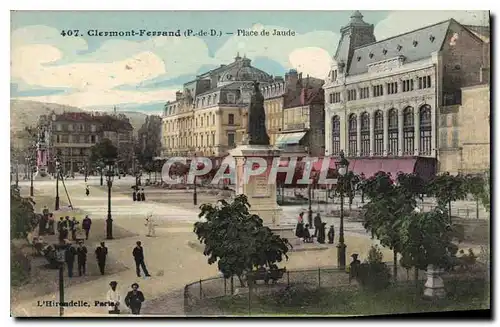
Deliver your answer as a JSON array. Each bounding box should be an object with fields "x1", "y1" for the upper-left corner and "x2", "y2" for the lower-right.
[
  {"x1": 65, "y1": 242, "x2": 77, "y2": 278},
  {"x1": 63, "y1": 216, "x2": 70, "y2": 240},
  {"x1": 70, "y1": 217, "x2": 79, "y2": 240},
  {"x1": 85, "y1": 185, "x2": 90, "y2": 196},
  {"x1": 145, "y1": 214, "x2": 156, "y2": 237},
  {"x1": 295, "y1": 220, "x2": 305, "y2": 239},
  {"x1": 313, "y1": 213, "x2": 322, "y2": 238},
  {"x1": 327, "y1": 225, "x2": 335, "y2": 244},
  {"x1": 317, "y1": 222, "x2": 327, "y2": 244},
  {"x1": 303, "y1": 224, "x2": 313, "y2": 243},
  {"x1": 349, "y1": 253, "x2": 361, "y2": 283},
  {"x1": 125, "y1": 283, "x2": 145, "y2": 315},
  {"x1": 57, "y1": 217, "x2": 67, "y2": 242},
  {"x1": 297, "y1": 212, "x2": 304, "y2": 224},
  {"x1": 107, "y1": 281, "x2": 121, "y2": 314},
  {"x1": 140, "y1": 189, "x2": 146, "y2": 201},
  {"x1": 132, "y1": 241, "x2": 151, "y2": 277},
  {"x1": 48, "y1": 213, "x2": 55, "y2": 235},
  {"x1": 82, "y1": 215, "x2": 92, "y2": 240},
  {"x1": 132, "y1": 189, "x2": 137, "y2": 201},
  {"x1": 136, "y1": 188, "x2": 141, "y2": 202},
  {"x1": 95, "y1": 242, "x2": 108, "y2": 275},
  {"x1": 76, "y1": 241, "x2": 88, "y2": 276}
]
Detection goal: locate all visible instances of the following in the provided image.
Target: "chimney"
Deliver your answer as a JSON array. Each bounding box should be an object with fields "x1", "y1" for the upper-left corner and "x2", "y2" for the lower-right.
[
  {"x1": 175, "y1": 91, "x2": 183, "y2": 101},
  {"x1": 300, "y1": 88, "x2": 308, "y2": 105},
  {"x1": 286, "y1": 69, "x2": 299, "y2": 92}
]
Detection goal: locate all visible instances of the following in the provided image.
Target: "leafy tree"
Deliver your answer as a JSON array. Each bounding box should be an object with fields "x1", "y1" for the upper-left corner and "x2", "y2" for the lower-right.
[
  {"x1": 193, "y1": 195, "x2": 291, "y2": 286},
  {"x1": 397, "y1": 172, "x2": 426, "y2": 202},
  {"x1": 465, "y1": 174, "x2": 490, "y2": 217},
  {"x1": 399, "y1": 208, "x2": 458, "y2": 282},
  {"x1": 426, "y1": 173, "x2": 468, "y2": 223},
  {"x1": 362, "y1": 172, "x2": 418, "y2": 281},
  {"x1": 11, "y1": 186, "x2": 36, "y2": 239},
  {"x1": 90, "y1": 138, "x2": 118, "y2": 165}
]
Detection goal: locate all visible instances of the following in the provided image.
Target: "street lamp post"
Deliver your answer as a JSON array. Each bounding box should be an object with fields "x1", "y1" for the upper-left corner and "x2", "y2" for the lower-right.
[
  {"x1": 99, "y1": 161, "x2": 104, "y2": 186},
  {"x1": 54, "y1": 244, "x2": 68, "y2": 316},
  {"x1": 106, "y1": 160, "x2": 115, "y2": 240},
  {"x1": 15, "y1": 160, "x2": 19, "y2": 188},
  {"x1": 335, "y1": 150, "x2": 349, "y2": 269},
  {"x1": 30, "y1": 157, "x2": 34, "y2": 197},
  {"x1": 305, "y1": 147, "x2": 313, "y2": 228},
  {"x1": 55, "y1": 158, "x2": 60, "y2": 211},
  {"x1": 193, "y1": 159, "x2": 198, "y2": 206}
]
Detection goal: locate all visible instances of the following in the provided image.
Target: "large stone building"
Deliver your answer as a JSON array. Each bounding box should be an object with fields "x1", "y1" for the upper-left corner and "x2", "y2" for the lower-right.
[
  {"x1": 44, "y1": 112, "x2": 134, "y2": 173},
  {"x1": 161, "y1": 54, "x2": 274, "y2": 158},
  {"x1": 323, "y1": 11, "x2": 489, "y2": 179}
]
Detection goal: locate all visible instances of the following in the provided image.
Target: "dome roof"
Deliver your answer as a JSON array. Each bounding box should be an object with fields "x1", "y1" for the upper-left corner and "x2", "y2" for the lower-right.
[{"x1": 218, "y1": 56, "x2": 273, "y2": 84}]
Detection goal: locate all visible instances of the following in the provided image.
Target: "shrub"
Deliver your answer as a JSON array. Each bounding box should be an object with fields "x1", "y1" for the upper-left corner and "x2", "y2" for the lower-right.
[{"x1": 356, "y1": 245, "x2": 391, "y2": 291}]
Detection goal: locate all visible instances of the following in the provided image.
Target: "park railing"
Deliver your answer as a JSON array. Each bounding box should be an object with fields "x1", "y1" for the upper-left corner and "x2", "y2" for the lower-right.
[{"x1": 183, "y1": 261, "x2": 489, "y2": 315}]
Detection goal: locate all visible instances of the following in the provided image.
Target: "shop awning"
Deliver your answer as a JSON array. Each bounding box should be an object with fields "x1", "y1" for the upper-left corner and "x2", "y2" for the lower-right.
[
  {"x1": 347, "y1": 158, "x2": 418, "y2": 178},
  {"x1": 275, "y1": 132, "x2": 307, "y2": 147}
]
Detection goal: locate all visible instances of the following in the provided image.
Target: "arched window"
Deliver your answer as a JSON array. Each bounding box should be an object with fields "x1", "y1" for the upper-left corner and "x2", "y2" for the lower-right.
[
  {"x1": 360, "y1": 112, "x2": 370, "y2": 156},
  {"x1": 388, "y1": 109, "x2": 399, "y2": 155},
  {"x1": 374, "y1": 111, "x2": 384, "y2": 155},
  {"x1": 403, "y1": 107, "x2": 414, "y2": 155},
  {"x1": 348, "y1": 113, "x2": 358, "y2": 156},
  {"x1": 419, "y1": 105, "x2": 432, "y2": 155},
  {"x1": 213, "y1": 94, "x2": 218, "y2": 104},
  {"x1": 331, "y1": 116, "x2": 341, "y2": 155}
]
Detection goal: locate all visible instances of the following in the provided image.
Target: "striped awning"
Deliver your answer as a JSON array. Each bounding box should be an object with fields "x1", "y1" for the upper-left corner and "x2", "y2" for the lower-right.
[{"x1": 275, "y1": 132, "x2": 307, "y2": 147}]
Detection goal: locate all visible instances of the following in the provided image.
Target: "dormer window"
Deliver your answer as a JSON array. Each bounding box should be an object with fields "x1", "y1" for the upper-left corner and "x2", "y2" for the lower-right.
[
  {"x1": 413, "y1": 41, "x2": 418, "y2": 47},
  {"x1": 357, "y1": 56, "x2": 361, "y2": 61},
  {"x1": 382, "y1": 49, "x2": 387, "y2": 55},
  {"x1": 369, "y1": 53, "x2": 374, "y2": 59},
  {"x1": 331, "y1": 69, "x2": 338, "y2": 81},
  {"x1": 429, "y1": 35, "x2": 435, "y2": 42},
  {"x1": 397, "y1": 45, "x2": 402, "y2": 51}
]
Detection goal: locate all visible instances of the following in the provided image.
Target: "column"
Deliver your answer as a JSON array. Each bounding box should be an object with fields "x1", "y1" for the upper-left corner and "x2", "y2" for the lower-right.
[
  {"x1": 215, "y1": 110, "x2": 222, "y2": 147},
  {"x1": 398, "y1": 110, "x2": 403, "y2": 156},
  {"x1": 369, "y1": 111, "x2": 375, "y2": 157},
  {"x1": 325, "y1": 111, "x2": 332, "y2": 156},
  {"x1": 340, "y1": 111, "x2": 347, "y2": 153},
  {"x1": 397, "y1": 79, "x2": 403, "y2": 94},
  {"x1": 356, "y1": 115, "x2": 361, "y2": 157},
  {"x1": 414, "y1": 108, "x2": 420, "y2": 156},
  {"x1": 383, "y1": 110, "x2": 389, "y2": 157},
  {"x1": 431, "y1": 104, "x2": 436, "y2": 157}
]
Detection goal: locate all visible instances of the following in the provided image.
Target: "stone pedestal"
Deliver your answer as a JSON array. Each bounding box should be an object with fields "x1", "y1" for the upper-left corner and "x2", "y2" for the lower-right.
[
  {"x1": 423, "y1": 264, "x2": 446, "y2": 299},
  {"x1": 34, "y1": 167, "x2": 52, "y2": 180},
  {"x1": 229, "y1": 144, "x2": 295, "y2": 240}
]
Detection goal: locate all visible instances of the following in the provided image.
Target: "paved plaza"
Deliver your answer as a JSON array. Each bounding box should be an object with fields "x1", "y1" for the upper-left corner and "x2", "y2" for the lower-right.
[{"x1": 11, "y1": 176, "x2": 489, "y2": 316}]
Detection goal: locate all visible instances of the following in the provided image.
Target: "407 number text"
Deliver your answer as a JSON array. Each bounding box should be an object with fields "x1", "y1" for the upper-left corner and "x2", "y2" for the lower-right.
[{"x1": 60, "y1": 30, "x2": 80, "y2": 37}]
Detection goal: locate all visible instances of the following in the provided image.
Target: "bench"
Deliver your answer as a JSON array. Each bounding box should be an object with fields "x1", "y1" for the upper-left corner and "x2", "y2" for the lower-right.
[{"x1": 249, "y1": 268, "x2": 286, "y2": 285}]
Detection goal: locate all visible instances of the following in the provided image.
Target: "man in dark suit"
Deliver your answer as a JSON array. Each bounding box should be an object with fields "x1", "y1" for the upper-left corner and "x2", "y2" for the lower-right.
[
  {"x1": 132, "y1": 241, "x2": 151, "y2": 277},
  {"x1": 76, "y1": 241, "x2": 88, "y2": 276},
  {"x1": 95, "y1": 242, "x2": 108, "y2": 275},
  {"x1": 65, "y1": 243, "x2": 77, "y2": 278},
  {"x1": 125, "y1": 283, "x2": 145, "y2": 315}
]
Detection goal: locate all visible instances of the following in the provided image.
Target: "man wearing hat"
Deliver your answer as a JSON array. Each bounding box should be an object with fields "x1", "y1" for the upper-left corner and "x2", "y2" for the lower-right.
[
  {"x1": 106, "y1": 281, "x2": 121, "y2": 314},
  {"x1": 125, "y1": 283, "x2": 145, "y2": 315},
  {"x1": 349, "y1": 253, "x2": 361, "y2": 283}
]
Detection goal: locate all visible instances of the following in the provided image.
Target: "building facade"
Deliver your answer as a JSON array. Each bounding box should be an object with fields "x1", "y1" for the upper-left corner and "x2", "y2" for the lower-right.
[
  {"x1": 46, "y1": 112, "x2": 134, "y2": 173},
  {"x1": 438, "y1": 84, "x2": 490, "y2": 174},
  {"x1": 323, "y1": 11, "x2": 488, "y2": 179},
  {"x1": 162, "y1": 54, "x2": 274, "y2": 158}
]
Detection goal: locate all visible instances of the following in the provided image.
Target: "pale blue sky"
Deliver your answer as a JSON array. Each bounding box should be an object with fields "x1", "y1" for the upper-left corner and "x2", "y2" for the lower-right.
[{"x1": 10, "y1": 10, "x2": 488, "y2": 113}]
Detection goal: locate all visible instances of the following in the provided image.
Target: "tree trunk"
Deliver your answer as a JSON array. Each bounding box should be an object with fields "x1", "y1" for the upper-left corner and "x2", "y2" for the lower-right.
[
  {"x1": 393, "y1": 250, "x2": 398, "y2": 282},
  {"x1": 476, "y1": 198, "x2": 479, "y2": 219},
  {"x1": 448, "y1": 201, "x2": 452, "y2": 224},
  {"x1": 414, "y1": 266, "x2": 419, "y2": 283},
  {"x1": 237, "y1": 274, "x2": 246, "y2": 287}
]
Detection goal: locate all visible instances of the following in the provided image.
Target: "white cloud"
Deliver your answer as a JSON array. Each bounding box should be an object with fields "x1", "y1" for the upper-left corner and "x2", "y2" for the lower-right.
[
  {"x1": 215, "y1": 24, "x2": 338, "y2": 72},
  {"x1": 374, "y1": 10, "x2": 489, "y2": 40},
  {"x1": 16, "y1": 87, "x2": 180, "y2": 108},
  {"x1": 11, "y1": 23, "x2": 339, "y2": 108},
  {"x1": 288, "y1": 47, "x2": 332, "y2": 79}
]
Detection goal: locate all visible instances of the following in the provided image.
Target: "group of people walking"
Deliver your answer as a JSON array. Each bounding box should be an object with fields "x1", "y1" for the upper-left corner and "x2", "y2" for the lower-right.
[
  {"x1": 132, "y1": 188, "x2": 146, "y2": 202},
  {"x1": 104, "y1": 241, "x2": 151, "y2": 315},
  {"x1": 56, "y1": 215, "x2": 93, "y2": 242},
  {"x1": 295, "y1": 212, "x2": 336, "y2": 244}
]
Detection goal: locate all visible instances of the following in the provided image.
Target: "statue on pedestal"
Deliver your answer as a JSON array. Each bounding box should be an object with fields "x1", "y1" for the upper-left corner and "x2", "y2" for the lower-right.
[{"x1": 246, "y1": 81, "x2": 270, "y2": 146}]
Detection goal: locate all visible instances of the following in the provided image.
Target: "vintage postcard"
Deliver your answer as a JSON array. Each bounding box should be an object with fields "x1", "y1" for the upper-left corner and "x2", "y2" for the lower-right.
[{"x1": 10, "y1": 10, "x2": 490, "y2": 317}]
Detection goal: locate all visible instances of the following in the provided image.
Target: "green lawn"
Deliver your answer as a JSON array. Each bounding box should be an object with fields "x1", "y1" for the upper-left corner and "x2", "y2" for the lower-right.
[{"x1": 194, "y1": 278, "x2": 490, "y2": 316}]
